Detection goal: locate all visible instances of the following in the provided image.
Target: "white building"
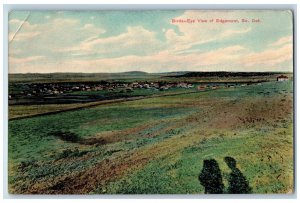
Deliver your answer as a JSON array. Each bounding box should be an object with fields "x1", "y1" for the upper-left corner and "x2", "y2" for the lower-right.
[{"x1": 277, "y1": 75, "x2": 289, "y2": 82}]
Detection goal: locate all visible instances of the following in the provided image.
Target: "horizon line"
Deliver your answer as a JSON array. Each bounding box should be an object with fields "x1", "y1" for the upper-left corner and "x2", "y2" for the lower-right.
[{"x1": 8, "y1": 70, "x2": 293, "y2": 74}]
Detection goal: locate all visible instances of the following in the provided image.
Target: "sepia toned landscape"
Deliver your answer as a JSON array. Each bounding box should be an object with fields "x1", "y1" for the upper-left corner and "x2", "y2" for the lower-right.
[{"x1": 8, "y1": 10, "x2": 293, "y2": 194}]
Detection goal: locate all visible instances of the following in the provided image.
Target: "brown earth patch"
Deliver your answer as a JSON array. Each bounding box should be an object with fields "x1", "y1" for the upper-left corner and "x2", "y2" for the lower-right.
[
  {"x1": 14, "y1": 86, "x2": 294, "y2": 194},
  {"x1": 26, "y1": 151, "x2": 150, "y2": 194}
]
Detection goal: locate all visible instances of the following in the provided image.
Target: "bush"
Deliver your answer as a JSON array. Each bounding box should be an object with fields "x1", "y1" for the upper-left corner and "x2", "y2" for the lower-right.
[{"x1": 50, "y1": 131, "x2": 81, "y2": 142}]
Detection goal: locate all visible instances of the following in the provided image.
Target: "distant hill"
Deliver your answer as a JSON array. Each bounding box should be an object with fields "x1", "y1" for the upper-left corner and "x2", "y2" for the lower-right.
[
  {"x1": 167, "y1": 71, "x2": 287, "y2": 78},
  {"x1": 9, "y1": 71, "x2": 292, "y2": 84},
  {"x1": 122, "y1": 71, "x2": 148, "y2": 75},
  {"x1": 159, "y1": 71, "x2": 191, "y2": 76},
  {"x1": 8, "y1": 72, "x2": 152, "y2": 84}
]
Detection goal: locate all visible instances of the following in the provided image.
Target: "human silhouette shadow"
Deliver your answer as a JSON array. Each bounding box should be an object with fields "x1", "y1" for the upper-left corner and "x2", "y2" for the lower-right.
[
  {"x1": 199, "y1": 159, "x2": 224, "y2": 194},
  {"x1": 224, "y1": 156, "x2": 252, "y2": 194}
]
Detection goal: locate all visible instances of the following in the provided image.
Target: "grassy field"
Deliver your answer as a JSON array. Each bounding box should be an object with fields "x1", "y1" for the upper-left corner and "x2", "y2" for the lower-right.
[
  {"x1": 8, "y1": 81, "x2": 293, "y2": 194},
  {"x1": 8, "y1": 87, "x2": 197, "y2": 119}
]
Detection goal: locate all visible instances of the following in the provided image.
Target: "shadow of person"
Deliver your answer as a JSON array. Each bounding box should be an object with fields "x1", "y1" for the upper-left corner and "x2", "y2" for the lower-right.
[
  {"x1": 224, "y1": 156, "x2": 252, "y2": 194},
  {"x1": 199, "y1": 159, "x2": 224, "y2": 194}
]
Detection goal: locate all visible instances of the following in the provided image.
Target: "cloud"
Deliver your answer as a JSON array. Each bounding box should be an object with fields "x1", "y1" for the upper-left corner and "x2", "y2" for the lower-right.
[
  {"x1": 269, "y1": 35, "x2": 293, "y2": 47},
  {"x1": 9, "y1": 31, "x2": 41, "y2": 42},
  {"x1": 81, "y1": 23, "x2": 105, "y2": 37},
  {"x1": 221, "y1": 27, "x2": 251, "y2": 38},
  {"x1": 9, "y1": 18, "x2": 38, "y2": 42},
  {"x1": 165, "y1": 10, "x2": 252, "y2": 53},
  {"x1": 8, "y1": 45, "x2": 247, "y2": 73},
  {"x1": 239, "y1": 36, "x2": 293, "y2": 68},
  {"x1": 240, "y1": 44, "x2": 293, "y2": 67},
  {"x1": 9, "y1": 55, "x2": 45, "y2": 64},
  {"x1": 9, "y1": 18, "x2": 25, "y2": 25},
  {"x1": 8, "y1": 11, "x2": 293, "y2": 73},
  {"x1": 9, "y1": 17, "x2": 106, "y2": 55},
  {"x1": 9, "y1": 43, "x2": 292, "y2": 73},
  {"x1": 60, "y1": 26, "x2": 162, "y2": 56}
]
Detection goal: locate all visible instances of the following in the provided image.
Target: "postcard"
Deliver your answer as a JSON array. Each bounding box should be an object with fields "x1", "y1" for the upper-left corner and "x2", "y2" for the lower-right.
[{"x1": 8, "y1": 10, "x2": 293, "y2": 194}]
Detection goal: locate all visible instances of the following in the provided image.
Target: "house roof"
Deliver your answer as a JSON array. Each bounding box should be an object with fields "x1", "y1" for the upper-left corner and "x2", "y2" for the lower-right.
[{"x1": 277, "y1": 75, "x2": 288, "y2": 78}]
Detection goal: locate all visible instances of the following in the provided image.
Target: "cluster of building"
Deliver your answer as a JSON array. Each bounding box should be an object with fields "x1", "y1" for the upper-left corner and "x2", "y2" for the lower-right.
[
  {"x1": 197, "y1": 82, "x2": 259, "y2": 91},
  {"x1": 196, "y1": 75, "x2": 289, "y2": 91},
  {"x1": 197, "y1": 84, "x2": 236, "y2": 91},
  {"x1": 9, "y1": 81, "x2": 195, "y2": 98},
  {"x1": 10, "y1": 75, "x2": 288, "y2": 99}
]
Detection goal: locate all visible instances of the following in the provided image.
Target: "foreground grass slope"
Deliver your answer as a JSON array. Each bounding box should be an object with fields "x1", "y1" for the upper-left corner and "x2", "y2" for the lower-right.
[{"x1": 8, "y1": 81, "x2": 293, "y2": 194}]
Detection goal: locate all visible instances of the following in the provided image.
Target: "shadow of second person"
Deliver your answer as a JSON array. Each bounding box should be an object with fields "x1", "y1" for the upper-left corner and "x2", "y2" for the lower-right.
[
  {"x1": 199, "y1": 159, "x2": 224, "y2": 194},
  {"x1": 224, "y1": 156, "x2": 252, "y2": 194}
]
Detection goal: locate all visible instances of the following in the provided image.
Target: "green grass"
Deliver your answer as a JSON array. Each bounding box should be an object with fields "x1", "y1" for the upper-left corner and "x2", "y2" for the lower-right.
[
  {"x1": 101, "y1": 124, "x2": 293, "y2": 194},
  {"x1": 8, "y1": 87, "x2": 197, "y2": 119},
  {"x1": 9, "y1": 104, "x2": 194, "y2": 163},
  {"x1": 8, "y1": 81, "x2": 293, "y2": 194}
]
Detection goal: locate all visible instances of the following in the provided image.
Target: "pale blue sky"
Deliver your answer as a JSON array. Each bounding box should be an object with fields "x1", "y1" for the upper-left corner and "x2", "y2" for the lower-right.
[{"x1": 8, "y1": 10, "x2": 293, "y2": 73}]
